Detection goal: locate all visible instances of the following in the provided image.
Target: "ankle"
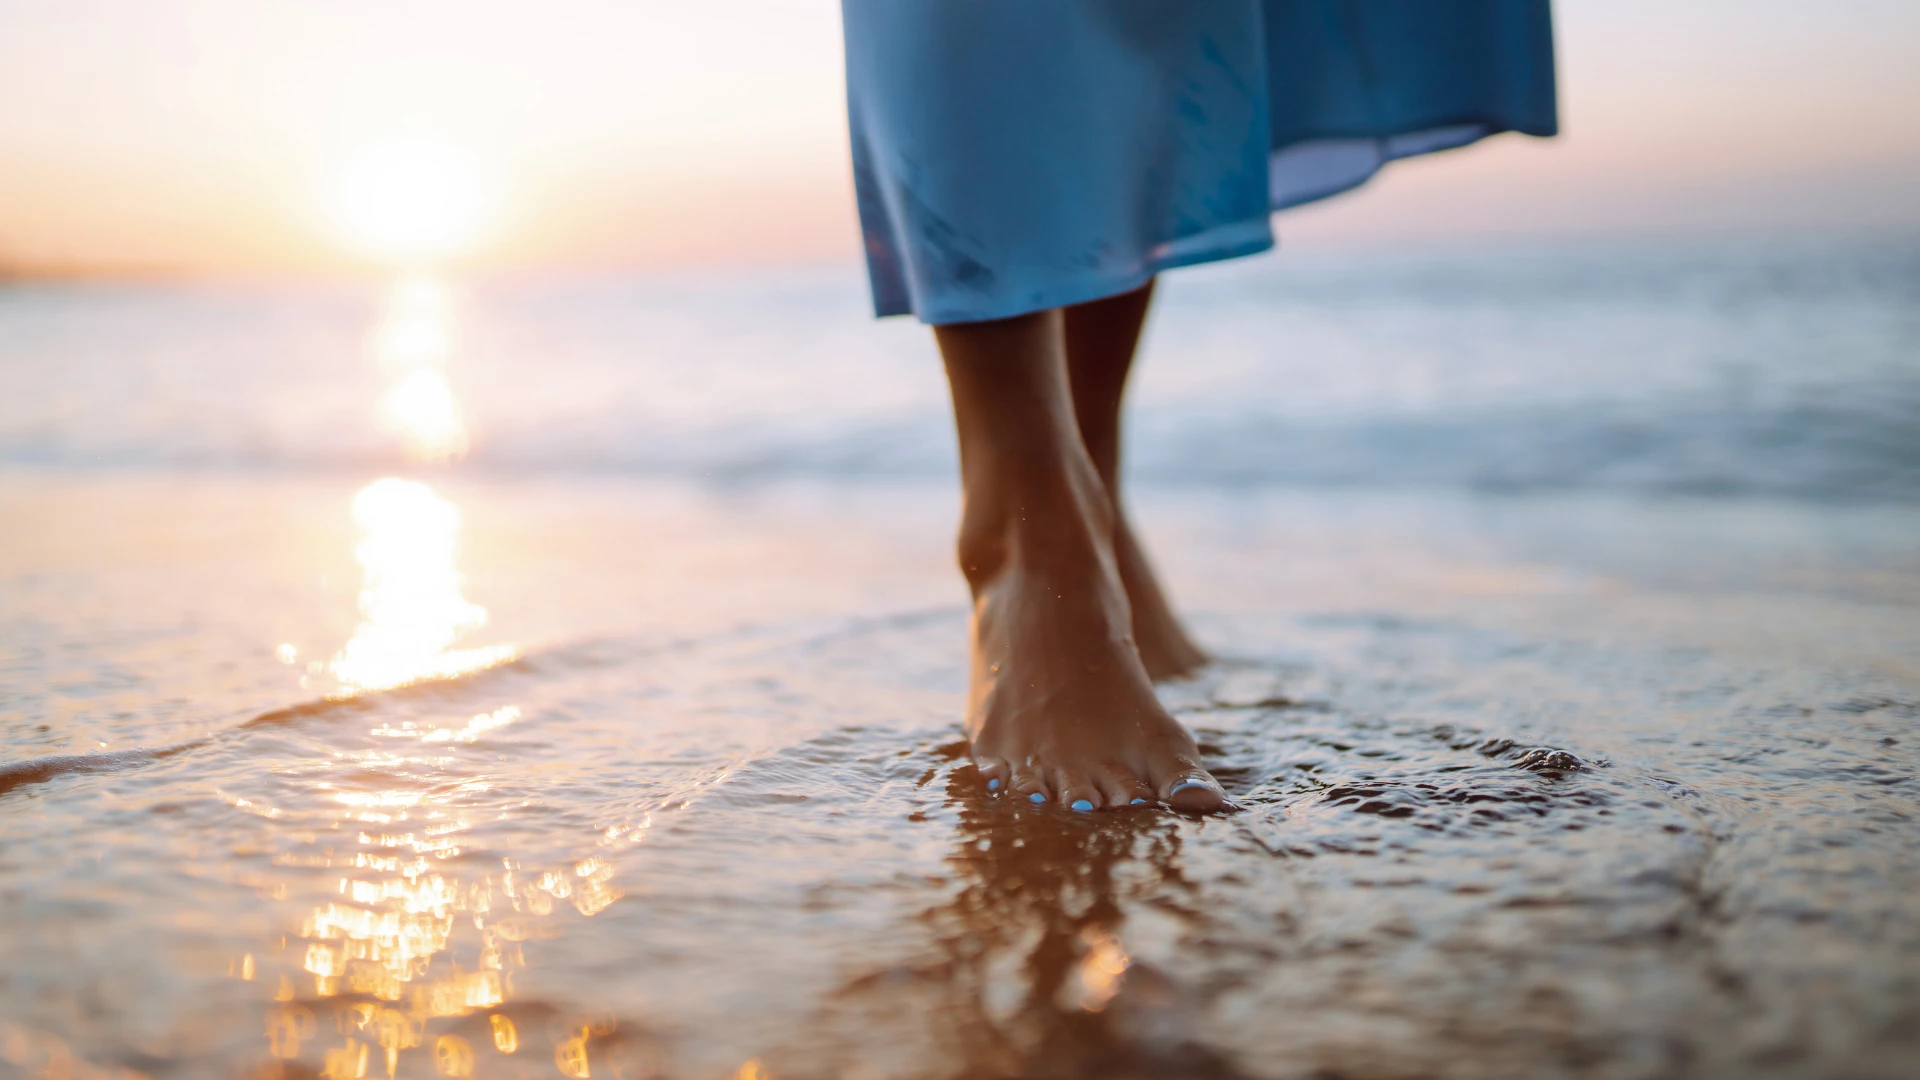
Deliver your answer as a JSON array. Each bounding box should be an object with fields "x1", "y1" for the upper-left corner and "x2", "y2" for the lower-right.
[{"x1": 957, "y1": 457, "x2": 1114, "y2": 587}]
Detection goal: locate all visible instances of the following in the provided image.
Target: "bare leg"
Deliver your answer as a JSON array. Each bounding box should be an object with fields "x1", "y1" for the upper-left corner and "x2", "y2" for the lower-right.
[
  {"x1": 937, "y1": 309, "x2": 1229, "y2": 813},
  {"x1": 1062, "y1": 280, "x2": 1208, "y2": 681}
]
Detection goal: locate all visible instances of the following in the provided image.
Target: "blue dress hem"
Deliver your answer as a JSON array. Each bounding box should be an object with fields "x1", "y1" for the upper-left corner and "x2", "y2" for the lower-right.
[
  {"x1": 845, "y1": 0, "x2": 1558, "y2": 326},
  {"x1": 886, "y1": 220, "x2": 1277, "y2": 325}
]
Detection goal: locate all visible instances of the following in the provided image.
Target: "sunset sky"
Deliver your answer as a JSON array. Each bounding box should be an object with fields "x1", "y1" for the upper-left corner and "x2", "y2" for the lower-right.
[{"x1": 1, "y1": 0, "x2": 1916, "y2": 275}]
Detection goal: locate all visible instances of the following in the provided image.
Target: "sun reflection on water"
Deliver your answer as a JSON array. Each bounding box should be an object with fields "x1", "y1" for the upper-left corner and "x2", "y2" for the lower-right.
[
  {"x1": 372, "y1": 275, "x2": 471, "y2": 464},
  {"x1": 274, "y1": 724, "x2": 629, "y2": 1073},
  {"x1": 278, "y1": 834, "x2": 626, "y2": 1077},
  {"x1": 329, "y1": 479, "x2": 514, "y2": 693},
  {"x1": 245, "y1": 268, "x2": 639, "y2": 1078},
  {"x1": 327, "y1": 275, "x2": 512, "y2": 694},
  {"x1": 382, "y1": 370, "x2": 471, "y2": 464},
  {"x1": 370, "y1": 277, "x2": 454, "y2": 370}
]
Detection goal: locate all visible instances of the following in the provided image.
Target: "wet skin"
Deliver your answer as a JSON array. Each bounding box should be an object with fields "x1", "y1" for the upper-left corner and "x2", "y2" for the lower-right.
[{"x1": 935, "y1": 280, "x2": 1230, "y2": 813}]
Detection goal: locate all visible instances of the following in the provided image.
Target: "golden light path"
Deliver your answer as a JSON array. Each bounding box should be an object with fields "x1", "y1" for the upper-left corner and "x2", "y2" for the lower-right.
[
  {"x1": 372, "y1": 277, "x2": 470, "y2": 464},
  {"x1": 329, "y1": 477, "x2": 513, "y2": 693},
  {"x1": 332, "y1": 276, "x2": 502, "y2": 694},
  {"x1": 286, "y1": 834, "x2": 622, "y2": 1079},
  {"x1": 261, "y1": 262, "x2": 629, "y2": 1079}
]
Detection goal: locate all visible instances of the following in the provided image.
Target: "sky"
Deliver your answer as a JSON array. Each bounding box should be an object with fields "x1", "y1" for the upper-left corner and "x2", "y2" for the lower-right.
[{"x1": 0, "y1": 0, "x2": 1916, "y2": 276}]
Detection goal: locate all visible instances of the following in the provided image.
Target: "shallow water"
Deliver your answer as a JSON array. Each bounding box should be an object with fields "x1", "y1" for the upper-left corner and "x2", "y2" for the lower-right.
[
  {"x1": 4, "y1": 239, "x2": 1920, "y2": 1078},
  {"x1": 4, "y1": 472, "x2": 1918, "y2": 1079}
]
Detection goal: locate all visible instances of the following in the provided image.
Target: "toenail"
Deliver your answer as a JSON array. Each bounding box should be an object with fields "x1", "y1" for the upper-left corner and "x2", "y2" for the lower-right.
[
  {"x1": 1029, "y1": 792, "x2": 1046, "y2": 804},
  {"x1": 1130, "y1": 798, "x2": 1147, "y2": 805},
  {"x1": 1071, "y1": 799, "x2": 1094, "y2": 813},
  {"x1": 987, "y1": 778, "x2": 1000, "y2": 791},
  {"x1": 1169, "y1": 778, "x2": 1215, "y2": 796}
]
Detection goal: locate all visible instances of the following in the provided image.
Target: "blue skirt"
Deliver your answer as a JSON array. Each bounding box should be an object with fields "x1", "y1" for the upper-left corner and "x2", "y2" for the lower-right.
[{"x1": 843, "y1": 0, "x2": 1557, "y2": 324}]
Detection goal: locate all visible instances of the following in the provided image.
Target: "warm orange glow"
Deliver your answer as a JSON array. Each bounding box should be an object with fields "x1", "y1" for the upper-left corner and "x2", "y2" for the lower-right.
[
  {"x1": 328, "y1": 138, "x2": 504, "y2": 265},
  {"x1": 371, "y1": 277, "x2": 456, "y2": 372},
  {"x1": 434, "y1": 1034, "x2": 475, "y2": 1077},
  {"x1": 555, "y1": 1028, "x2": 592, "y2": 1078},
  {"x1": 489, "y1": 1014, "x2": 519, "y2": 1054},
  {"x1": 371, "y1": 276, "x2": 471, "y2": 462},
  {"x1": 1071, "y1": 926, "x2": 1129, "y2": 1013},
  {"x1": 330, "y1": 478, "x2": 514, "y2": 693},
  {"x1": 321, "y1": 1038, "x2": 369, "y2": 1080},
  {"x1": 382, "y1": 370, "x2": 471, "y2": 463}
]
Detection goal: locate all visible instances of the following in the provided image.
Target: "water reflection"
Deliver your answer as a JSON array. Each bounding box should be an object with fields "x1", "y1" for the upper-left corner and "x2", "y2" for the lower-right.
[
  {"x1": 264, "y1": 740, "x2": 632, "y2": 1077},
  {"x1": 372, "y1": 276, "x2": 469, "y2": 464},
  {"x1": 382, "y1": 370, "x2": 470, "y2": 464},
  {"x1": 284, "y1": 844, "x2": 622, "y2": 1067},
  {"x1": 329, "y1": 276, "x2": 514, "y2": 695},
  {"x1": 0, "y1": 1021, "x2": 147, "y2": 1079},
  {"x1": 329, "y1": 478, "x2": 514, "y2": 693},
  {"x1": 241, "y1": 275, "x2": 632, "y2": 1079},
  {"x1": 825, "y1": 774, "x2": 1246, "y2": 1080}
]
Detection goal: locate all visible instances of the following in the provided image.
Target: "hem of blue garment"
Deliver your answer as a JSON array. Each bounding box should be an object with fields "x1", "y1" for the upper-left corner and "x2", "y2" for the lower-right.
[
  {"x1": 883, "y1": 122, "x2": 1539, "y2": 326},
  {"x1": 902, "y1": 220, "x2": 1275, "y2": 326},
  {"x1": 1268, "y1": 120, "x2": 1518, "y2": 212}
]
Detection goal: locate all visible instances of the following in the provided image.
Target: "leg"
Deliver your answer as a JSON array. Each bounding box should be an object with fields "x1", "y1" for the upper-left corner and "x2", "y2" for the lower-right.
[
  {"x1": 1062, "y1": 280, "x2": 1208, "y2": 680},
  {"x1": 937, "y1": 309, "x2": 1228, "y2": 813}
]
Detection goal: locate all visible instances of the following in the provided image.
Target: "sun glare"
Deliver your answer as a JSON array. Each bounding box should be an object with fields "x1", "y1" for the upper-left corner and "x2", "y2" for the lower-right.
[
  {"x1": 369, "y1": 275, "x2": 471, "y2": 462},
  {"x1": 383, "y1": 369, "x2": 471, "y2": 463},
  {"x1": 330, "y1": 138, "x2": 503, "y2": 265},
  {"x1": 371, "y1": 276, "x2": 455, "y2": 372},
  {"x1": 330, "y1": 478, "x2": 515, "y2": 693}
]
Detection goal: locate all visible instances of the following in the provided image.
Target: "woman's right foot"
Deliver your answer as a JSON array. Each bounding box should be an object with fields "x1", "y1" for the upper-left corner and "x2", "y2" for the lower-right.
[
  {"x1": 959, "y1": 467, "x2": 1230, "y2": 814},
  {"x1": 937, "y1": 308, "x2": 1228, "y2": 813}
]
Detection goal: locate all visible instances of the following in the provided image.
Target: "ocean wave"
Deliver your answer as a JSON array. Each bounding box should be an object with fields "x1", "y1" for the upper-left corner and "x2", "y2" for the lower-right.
[{"x1": 4, "y1": 238, "x2": 1915, "y2": 501}]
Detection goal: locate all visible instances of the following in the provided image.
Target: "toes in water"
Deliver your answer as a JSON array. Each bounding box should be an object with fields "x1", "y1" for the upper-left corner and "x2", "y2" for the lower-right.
[
  {"x1": 971, "y1": 760, "x2": 1231, "y2": 813},
  {"x1": 1162, "y1": 772, "x2": 1231, "y2": 813},
  {"x1": 975, "y1": 757, "x2": 1011, "y2": 796}
]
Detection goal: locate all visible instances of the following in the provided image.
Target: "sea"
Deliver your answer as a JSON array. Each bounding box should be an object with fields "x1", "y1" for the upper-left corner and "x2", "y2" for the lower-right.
[{"x1": 2, "y1": 233, "x2": 1917, "y2": 1079}]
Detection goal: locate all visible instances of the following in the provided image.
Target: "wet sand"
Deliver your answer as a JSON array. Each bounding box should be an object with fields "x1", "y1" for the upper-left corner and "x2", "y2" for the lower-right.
[{"x1": 3, "y1": 469, "x2": 1918, "y2": 1079}]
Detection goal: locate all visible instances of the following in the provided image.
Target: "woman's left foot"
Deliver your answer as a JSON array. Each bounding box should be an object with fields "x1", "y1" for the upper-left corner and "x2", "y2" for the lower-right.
[
  {"x1": 1113, "y1": 514, "x2": 1208, "y2": 681},
  {"x1": 958, "y1": 466, "x2": 1232, "y2": 815}
]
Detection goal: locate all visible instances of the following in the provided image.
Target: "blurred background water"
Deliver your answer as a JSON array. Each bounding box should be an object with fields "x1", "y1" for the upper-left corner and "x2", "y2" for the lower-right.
[
  {"x1": 5, "y1": 235, "x2": 1915, "y2": 499},
  {"x1": 3, "y1": 235, "x2": 1920, "y2": 1080}
]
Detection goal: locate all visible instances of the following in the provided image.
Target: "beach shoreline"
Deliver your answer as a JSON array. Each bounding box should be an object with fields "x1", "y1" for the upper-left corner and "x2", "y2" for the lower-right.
[{"x1": 4, "y1": 468, "x2": 1917, "y2": 1077}]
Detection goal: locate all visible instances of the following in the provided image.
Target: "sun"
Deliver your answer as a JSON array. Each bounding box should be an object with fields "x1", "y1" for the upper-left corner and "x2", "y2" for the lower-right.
[{"x1": 328, "y1": 137, "x2": 503, "y2": 265}]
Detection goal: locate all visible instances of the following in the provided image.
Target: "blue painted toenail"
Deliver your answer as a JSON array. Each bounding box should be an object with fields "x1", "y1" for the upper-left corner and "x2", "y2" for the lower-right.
[
  {"x1": 987, "y1": 778, "x2": 1000, "y2": 791},
  {"x1": 1169, "y1": 779, "x2": 1213, "y2": 796},
  {"x1": 1029, "y1": 792, "x2": 1046, "y2": 804},
  {"x1": 1130, "y1": 798, "x2": 1147, "y2": 805},
  {"x1": 1071, "y1": 799, "x2": 1094, "y2": 812}
]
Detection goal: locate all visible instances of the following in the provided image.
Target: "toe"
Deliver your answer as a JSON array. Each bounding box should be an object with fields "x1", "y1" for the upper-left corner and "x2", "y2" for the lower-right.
[
  {"x1": 1054, "y1": 771, "x2": 1103, "y2": 814},
  {"x1": 1097, "y1": 770, "x2": 1157, "y2": 809},
  {"x1": 1164, "y1": 777, "x2": 1229, "y2": 813},
  {"x1": 974, "y1": 756, "x2": 1011, "y2": 797},
  {"x1": 1152, "y1": 756, "x2": 1232, "y2": 813},
  {"x1": 1010, "y1": 761, "x2": 1051, "y2": 806}
]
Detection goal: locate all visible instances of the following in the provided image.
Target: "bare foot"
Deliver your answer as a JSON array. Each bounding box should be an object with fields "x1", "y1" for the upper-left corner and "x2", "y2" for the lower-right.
[
  {"x1": 1114, "y1": 515, "x2": 1209, "y2": 681},
  {"x1": 939, "y1": 310, "x2": 1229, "y2": 814},
  {"x1": 1062, "y1": 280, "x2": 1208, "y2": 683},
  {"x1": 963, "y1": 497, "x2": 1231, "y2": 813}
]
